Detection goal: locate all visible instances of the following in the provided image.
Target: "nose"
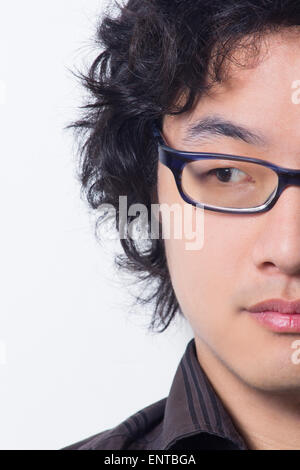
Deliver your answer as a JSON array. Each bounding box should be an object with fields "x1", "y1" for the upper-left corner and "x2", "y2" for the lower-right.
[{"x1": 252, "y1": 186, "x2": 300, "y2": 276}]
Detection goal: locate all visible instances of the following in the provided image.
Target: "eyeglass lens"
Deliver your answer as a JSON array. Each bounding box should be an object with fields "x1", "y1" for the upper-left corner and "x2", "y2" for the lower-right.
[{"x1": 181, "y1": 158, "x2": 279, "y2": 209}]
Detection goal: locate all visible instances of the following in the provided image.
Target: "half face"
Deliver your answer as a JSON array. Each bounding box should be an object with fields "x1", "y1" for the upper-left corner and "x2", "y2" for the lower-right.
[{"x1": 157, "y1": 29, "x2": 300, "y2": 392}]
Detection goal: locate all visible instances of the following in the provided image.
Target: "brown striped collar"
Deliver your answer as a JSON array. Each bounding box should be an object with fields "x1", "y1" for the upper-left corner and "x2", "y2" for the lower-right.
[{"x1": 160, "y1": 338, "x2": 248, "y2": 450}]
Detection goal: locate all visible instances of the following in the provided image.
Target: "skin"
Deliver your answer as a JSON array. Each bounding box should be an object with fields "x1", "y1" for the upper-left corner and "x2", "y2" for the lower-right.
[{"x1": 157, "y1": 29, "x2": 300, "y2": 449}]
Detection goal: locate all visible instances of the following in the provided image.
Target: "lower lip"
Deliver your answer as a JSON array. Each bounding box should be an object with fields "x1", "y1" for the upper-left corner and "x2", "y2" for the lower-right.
[{"x1": 247, "y1": 311, "x2": 300, "y2": 332}]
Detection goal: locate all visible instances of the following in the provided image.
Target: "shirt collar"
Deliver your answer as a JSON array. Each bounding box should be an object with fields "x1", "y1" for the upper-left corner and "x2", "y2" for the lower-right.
[{"x1": 160, "y1": 338, "x2": 248, "y2": 450}]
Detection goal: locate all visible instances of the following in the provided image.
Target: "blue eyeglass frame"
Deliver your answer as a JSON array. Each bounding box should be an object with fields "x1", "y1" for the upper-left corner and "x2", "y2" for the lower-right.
[{"x1": 152, "y1": 122, "x2": 300, "y2": 214}]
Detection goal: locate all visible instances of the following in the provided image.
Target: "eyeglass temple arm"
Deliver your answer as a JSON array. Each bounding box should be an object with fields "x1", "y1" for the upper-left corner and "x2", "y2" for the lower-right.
[{"x1": 152, "y1": 122, "x2": 166, "y2": 147}]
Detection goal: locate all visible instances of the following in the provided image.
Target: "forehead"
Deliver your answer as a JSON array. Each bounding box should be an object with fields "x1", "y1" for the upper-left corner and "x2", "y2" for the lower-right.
[{"x1": 163, "y1": 30, "x2": 300, "y2": 153}]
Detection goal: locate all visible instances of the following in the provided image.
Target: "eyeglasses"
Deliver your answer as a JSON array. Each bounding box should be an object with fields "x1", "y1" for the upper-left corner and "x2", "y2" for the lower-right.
[{"x1": 152, "y1": 123, "x2": 300, "y2": 214}]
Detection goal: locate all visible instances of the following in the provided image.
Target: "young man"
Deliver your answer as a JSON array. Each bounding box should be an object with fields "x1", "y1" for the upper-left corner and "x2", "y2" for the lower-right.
[{"x1": 63, "y1": 0, "x2": 300, "y2": 450}]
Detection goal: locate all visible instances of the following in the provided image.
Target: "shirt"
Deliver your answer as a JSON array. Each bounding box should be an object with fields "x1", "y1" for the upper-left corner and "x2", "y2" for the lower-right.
[{"x1": 62, "y1": 338, "x2": 248, "y2": 450}]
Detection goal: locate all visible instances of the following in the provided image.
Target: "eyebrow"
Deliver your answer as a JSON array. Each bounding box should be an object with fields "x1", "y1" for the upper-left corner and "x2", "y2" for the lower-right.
[{"x1": 183, "y1": 115, "x2": 268, "y2": 147}]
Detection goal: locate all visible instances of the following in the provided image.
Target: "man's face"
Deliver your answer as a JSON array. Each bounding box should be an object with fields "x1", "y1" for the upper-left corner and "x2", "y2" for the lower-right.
[{"x1": 158, "y1": 30, "x2": 300, "y2": 392}]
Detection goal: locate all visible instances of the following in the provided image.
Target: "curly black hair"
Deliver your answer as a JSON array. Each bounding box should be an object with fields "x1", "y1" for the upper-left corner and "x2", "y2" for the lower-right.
[{"x1": 67, "y1": 0, "x2": 300, "y2": 333}]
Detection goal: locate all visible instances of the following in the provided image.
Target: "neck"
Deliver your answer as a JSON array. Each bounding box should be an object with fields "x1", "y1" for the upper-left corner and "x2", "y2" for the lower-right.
[{"x1": 194, "y1": 336, "x2": 300, "y2": 450}]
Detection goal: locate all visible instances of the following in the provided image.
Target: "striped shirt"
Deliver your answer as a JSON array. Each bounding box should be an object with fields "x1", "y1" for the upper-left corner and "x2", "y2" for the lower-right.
[{"x1": 62, "y1": 338, "x2": 248, "y2": 450}]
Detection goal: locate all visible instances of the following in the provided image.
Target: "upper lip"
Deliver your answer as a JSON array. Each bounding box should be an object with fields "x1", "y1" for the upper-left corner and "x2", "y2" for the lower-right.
[{"x1": 247, "y1": 298, "x2": 300, "y2": 314}]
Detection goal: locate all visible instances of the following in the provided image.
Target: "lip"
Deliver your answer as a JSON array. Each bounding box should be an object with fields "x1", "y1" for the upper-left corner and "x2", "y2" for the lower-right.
[{"x1": 245, "y1": 298, "x2": 300, "y2": 332}]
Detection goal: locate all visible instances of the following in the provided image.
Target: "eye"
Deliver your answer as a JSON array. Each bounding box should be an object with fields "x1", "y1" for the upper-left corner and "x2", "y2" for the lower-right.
[{"x1": 207, "y1": 167, "x2": 251, "y2": 183}]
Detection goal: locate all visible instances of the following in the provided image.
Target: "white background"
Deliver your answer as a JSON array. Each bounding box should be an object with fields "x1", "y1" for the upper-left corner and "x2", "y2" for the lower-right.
[{"x1": 0, "y1": 0, "x2": 192, "y2": 449}]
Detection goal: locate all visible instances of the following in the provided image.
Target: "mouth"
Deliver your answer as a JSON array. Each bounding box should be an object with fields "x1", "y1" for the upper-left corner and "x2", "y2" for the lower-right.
[{"x1": 245, "y1": 298, "x2": 300, "y2": 333}]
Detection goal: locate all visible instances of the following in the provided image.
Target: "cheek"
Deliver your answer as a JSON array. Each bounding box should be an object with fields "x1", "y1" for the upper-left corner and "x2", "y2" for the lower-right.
[{"x1": 164, "y1": 217, "x2": 246, "y2": 328}]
